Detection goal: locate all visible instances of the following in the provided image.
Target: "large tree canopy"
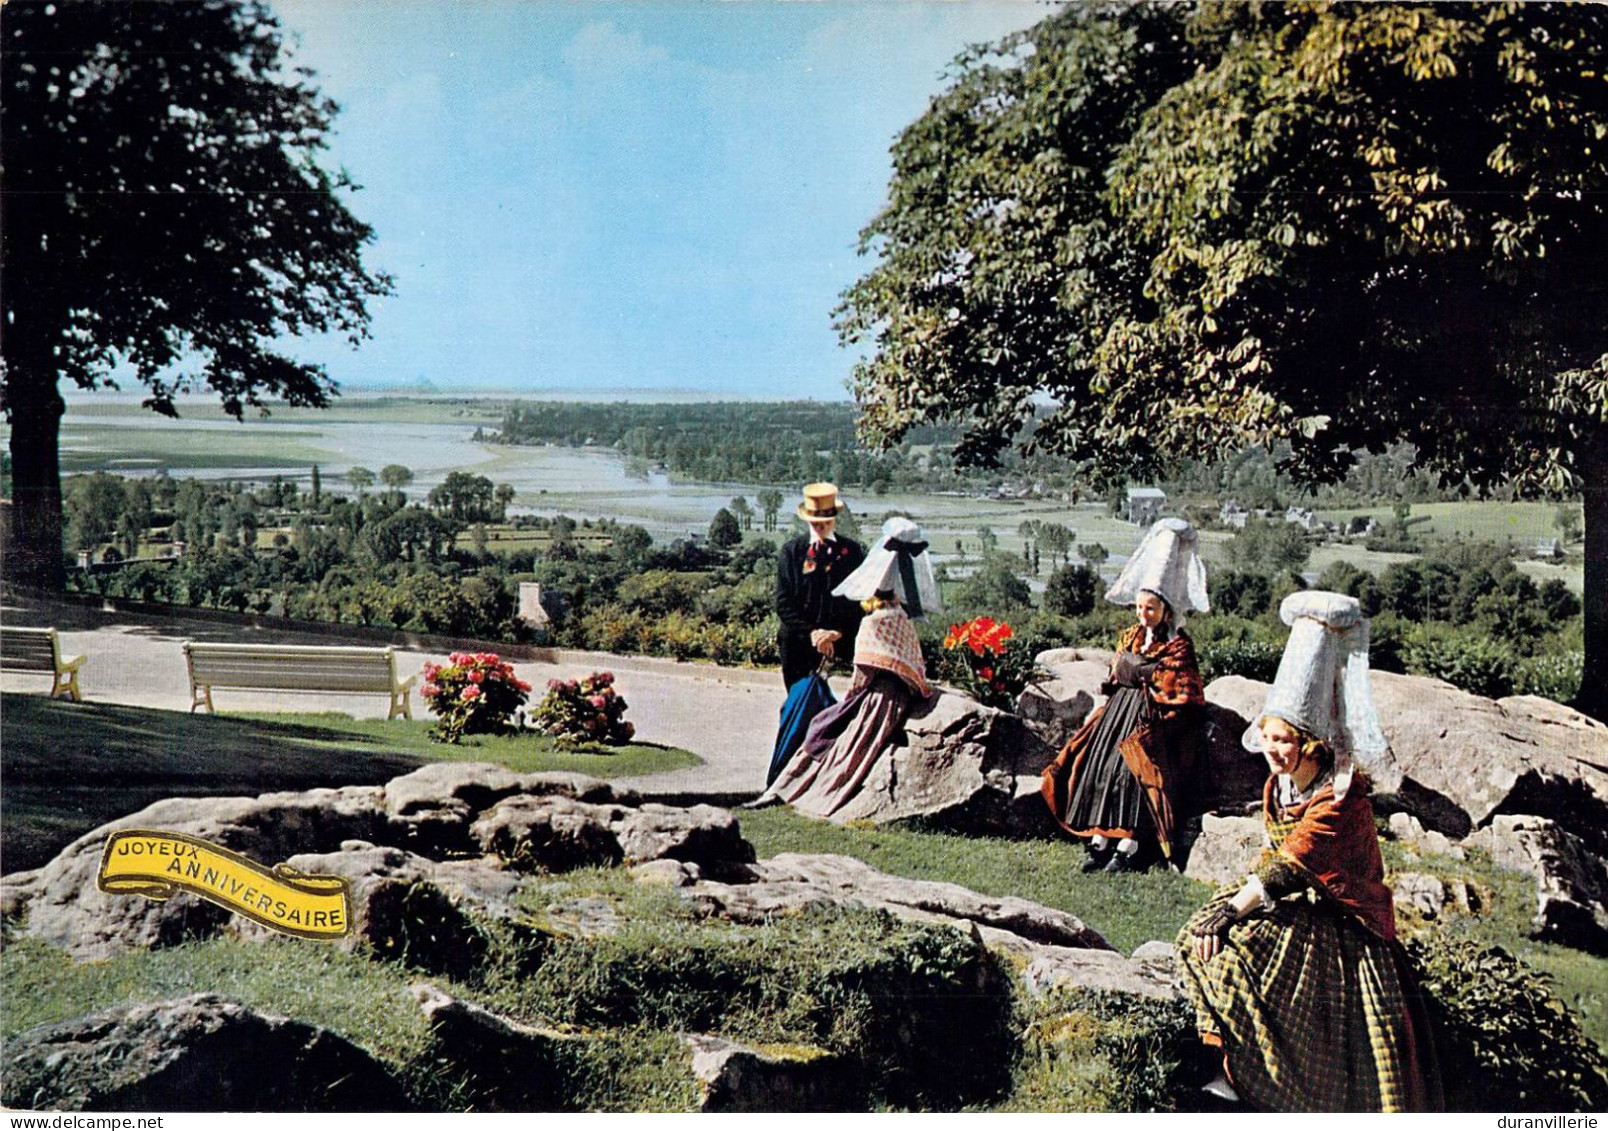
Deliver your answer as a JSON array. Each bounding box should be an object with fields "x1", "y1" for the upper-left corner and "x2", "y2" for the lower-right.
[
  {"x1": 2, "y1": 0, "x2": 391, "y2": 587},
  {"x1": 839, "y1": 0, "x2": 1608, "y2": 717}
]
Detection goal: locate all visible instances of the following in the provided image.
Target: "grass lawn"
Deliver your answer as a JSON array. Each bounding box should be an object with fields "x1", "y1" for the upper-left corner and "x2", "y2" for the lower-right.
[{"x1": 0, "y1": 696, "x2": 697, "y2": 873}]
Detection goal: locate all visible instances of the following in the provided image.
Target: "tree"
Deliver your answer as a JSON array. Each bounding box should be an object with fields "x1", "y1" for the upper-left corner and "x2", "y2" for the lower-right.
[
  {"x1": 839, "y1": 2, "x2": 1608, "y2": 717},
  {"x1": 380, "y1": 464, "x2": 415, "y2": 494},
  {"x1": 757, "y1": 489, "x2": 784, "y2": 533},
  {"x1": 1226, "y1": 518, "x2": 1311, "y2": 577},
  {"x1": 494, "y1": 483, "x2": 516, "y2": 522},
  {"x1": 347, "y1": 467, "x2": 376, "y2": 496},
  {"x1": 708, "y1": 507, "x2": 741, "y2": 549},
  {"x1": 2, "y1": 0, "x2": 392, "y2": 588},
  {"x1": 1043, "y1": 563, "x2": 1099, "y2": 618},
  {"x1": 428, "y1": 471, "x2": 496, "y2": 522},
  {"x1": 729, "y1": 496, "x2": 755, "y2": 532}
]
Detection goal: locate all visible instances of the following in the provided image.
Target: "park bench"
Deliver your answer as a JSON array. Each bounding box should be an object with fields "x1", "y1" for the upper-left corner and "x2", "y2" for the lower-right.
[
  {"x1": 0, "y1": 626, "x2": 87, "y2": 701},
  {"x1": 182, "y1": 642, "x2": 416, "y2": 719}
]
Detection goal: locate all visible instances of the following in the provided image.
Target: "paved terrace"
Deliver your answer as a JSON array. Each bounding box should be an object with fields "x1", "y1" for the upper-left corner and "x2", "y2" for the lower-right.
[{"x1": 0, "y1": 594, "x2": 822, "y2": 802}]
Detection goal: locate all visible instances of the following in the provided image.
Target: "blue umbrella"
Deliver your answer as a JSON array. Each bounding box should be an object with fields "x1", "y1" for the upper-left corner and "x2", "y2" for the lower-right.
[{"x1": 767, "y1": 668, "x2": 837, "y2": 786}]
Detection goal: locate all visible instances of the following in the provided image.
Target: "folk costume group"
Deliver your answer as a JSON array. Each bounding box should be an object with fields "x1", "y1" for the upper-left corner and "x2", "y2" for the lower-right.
[{"x1": 760, "y1": 488, "x2": 1443, "y2": 1112}]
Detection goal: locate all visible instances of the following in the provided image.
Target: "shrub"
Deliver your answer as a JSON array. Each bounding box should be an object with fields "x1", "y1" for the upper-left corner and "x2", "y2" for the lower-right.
[
  {"x1": 1043, "y1": 564, "x2": 1099, "y2": 617},
  {"x1": 421, "y1": 652, "x2": 532, "y2": 744},
  {"x1": 530, "y1": 671, "x2": 635, "y2": 745},
  {"x1": 1402, "y1": 632, "x2": 1516, "y2": 699},
  {"x1": 1196, "y1": 640, "x2": 1282, "y2": 683},
  {"x1": 1406, "y1": 934, "x2": 1608, "y2": 1112},
  {"x1": 1511, "y1": 651, "x2": 1583, "y2": 703},
  {"x1": 937, "y1": 616, "x2": 1041, "y2": 711}
]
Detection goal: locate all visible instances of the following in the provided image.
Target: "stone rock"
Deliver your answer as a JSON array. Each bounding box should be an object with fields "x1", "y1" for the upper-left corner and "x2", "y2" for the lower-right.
[
  {"x1": 1017, "y1": 659, "x2": 1108, "y2": 752},
  {"x1": 1199, "y1": 692, "x2": 1267, "y2": 813},
  {"x1": 1373, "y1": 674, "x2": 1608, "y2": 845},
  {"x1": 383, "y1": 763, "x2": 637, "y2": 855},
  {"x1": 413, "y1": 983, "x2": 587, "y2": 1111},
  {"x1": 684, "y1": 1034, "x2": 859, "y2": 1112},
  {"x1": 715, "y1": 853, "x2": 1112, "y2": 951},
  {"x1": 471, "y1": 794, "x2": 628, "y2": 872},
  {"x1": 1205, "y1": 673, "x2": 1608, "y2": 853},
  {"x1": 1386, "y1": 813, "x2": 1465, "y2": 860},
  {"x1": 1035, "y1": 647, "x2": 1115, "y2": 668},
  {"x1": 0, "y1": 867, "x2": 44, "y2": 920},
  {"x1": 1182, "y1": 814, "x2": 1264, "y2": 887},
  {"x1": 0, "y1": 994, "x2": 403, "y2": 1112},
  {"x1": 629, "y1": 859, "x2": 702, "y2": 887},
  {"x1": 16, "y1": 788, "x2": 386, "y2": 960},
  {"x1": 1130, "y1": 940, "x2": 1175, "y2": 963},
  {"x1": 1478, "y1": 815, "x2": 1608, "y2": 954},
  {"x1": 823, "y1": 692, "x2": 1052, "y2": 835},
  {"x1": 1021, "y1": 946, "x2": 1177, "y2": 1001},
  {"x1": 616, "y1": 803, "x2": 755, "y2": 870},
  {"x1": 1390, "y1": 872, "x2": 1477, "y2": 921},
  {"x1": 251, "y1": 845, "x2": 493, "y2": 980}
]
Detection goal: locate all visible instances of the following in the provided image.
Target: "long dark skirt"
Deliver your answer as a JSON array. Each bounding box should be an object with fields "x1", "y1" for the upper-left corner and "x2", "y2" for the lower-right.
[
  {"x1": 761, "y1": 669, "x2": 912, "y2": 820},
  {"x1": 1060, "y1": 685, "x2": 1150, "y2": 839}
]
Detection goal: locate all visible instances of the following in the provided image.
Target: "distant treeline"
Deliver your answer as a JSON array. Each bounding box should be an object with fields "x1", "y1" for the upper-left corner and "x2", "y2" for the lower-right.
[
  {"x1": 490, "y1": 401, "x2": 1075, "y2": 494},
  {"x1": 489, "y1": 400, "x2": 1525, "y2": 509}
]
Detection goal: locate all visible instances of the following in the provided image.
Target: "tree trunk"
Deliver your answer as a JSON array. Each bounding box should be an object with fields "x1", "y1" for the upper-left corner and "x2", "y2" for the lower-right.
[
  {"x1": 1578, "y1": 427, "x2": 1607, "y2": 723},
  {"x1": 4, "y1": 371, "x2": 67, "y2": 591}
]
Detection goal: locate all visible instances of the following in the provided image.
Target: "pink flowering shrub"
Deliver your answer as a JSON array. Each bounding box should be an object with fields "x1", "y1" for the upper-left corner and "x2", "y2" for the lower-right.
[
  {"x1": 420, "y1": 652, "x2": 531, "y2": 744},
  {"x1": 530, "y1": 671, "x2": 635, "y2": 746}
]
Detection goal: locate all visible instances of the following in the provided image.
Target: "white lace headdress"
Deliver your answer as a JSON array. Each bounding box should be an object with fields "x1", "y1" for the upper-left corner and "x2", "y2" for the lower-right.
[
  {"x1": 1103, "y1": 517, "x2": 1210, "y2": 626},
  {"x1": 1242, "y1": 590, "x2": 1397, "y2": 800},
  {"x1": 833, "y1": 516, "x2": 942, "y2": 619}
]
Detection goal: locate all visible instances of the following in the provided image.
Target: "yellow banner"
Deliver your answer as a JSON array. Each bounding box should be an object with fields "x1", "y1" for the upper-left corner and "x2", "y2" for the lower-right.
[{"x1": 97, "y1": 829, "x2": 352, "y2": 940}]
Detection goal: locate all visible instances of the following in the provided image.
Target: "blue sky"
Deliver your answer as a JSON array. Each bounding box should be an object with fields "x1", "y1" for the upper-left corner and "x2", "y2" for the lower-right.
[{"x1": 268, "y1": 0, "x2": 1050, "y2": 399}]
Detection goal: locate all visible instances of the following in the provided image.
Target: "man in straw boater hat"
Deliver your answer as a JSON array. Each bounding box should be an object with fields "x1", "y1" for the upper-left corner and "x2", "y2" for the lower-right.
[{"x1": 774, "y1": 482, "x2": 866, "y2": 688}]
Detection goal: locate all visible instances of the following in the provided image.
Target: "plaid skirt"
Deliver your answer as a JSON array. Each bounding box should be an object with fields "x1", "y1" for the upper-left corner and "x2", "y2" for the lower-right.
[{"x1": 1176, "y1": 889, "x2": 1441, "y2": 1112}]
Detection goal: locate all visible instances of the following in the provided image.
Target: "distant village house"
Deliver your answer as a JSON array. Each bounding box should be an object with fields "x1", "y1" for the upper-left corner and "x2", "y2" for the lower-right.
[{"x1": 1125, "y1": 487, "x2": 1167, "y2": 525}]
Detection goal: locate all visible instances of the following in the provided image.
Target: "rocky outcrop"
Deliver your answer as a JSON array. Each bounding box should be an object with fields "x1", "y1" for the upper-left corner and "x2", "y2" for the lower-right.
[
  {"x1": 413, "y1": 984, "x2": 591, "y2": 1111},
  {"x1": 0, "y1": 994, "x2": 403, "y2": 1112},
  {"x1": 1182, "y1": 814, "x2": 1264, "y2": 887},
  {"x1": 9, "y1": 765, "x2": 747, "y2": 961},
  {"x1": 1204, "y1": 673, "x2": 1608, "y2": 854},
  {"x1": 1389, "y1": 872, "x2": 1480, "y2": 921},
  {"x1": 1019, "y1": 653, "x2": 1108, "y2": 751},
  {"x1": 1466, "y1": 815, "x2": 1608, "y2": 954},
  {"x1": 821, "y1": 692, "x2": 1059, "y2": 836},
  {"x1": 685, "y1": 1035, "x2": 859, "y2": 1113}
]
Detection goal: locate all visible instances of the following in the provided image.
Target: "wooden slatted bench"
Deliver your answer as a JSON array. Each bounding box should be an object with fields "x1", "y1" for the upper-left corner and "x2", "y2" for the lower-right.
[
  {"x1": 182, "y1": 642, "x2": 416, "y2": 719},
  {"x1": 0, "y1": 627, "x2": 87, "y2": 701}
]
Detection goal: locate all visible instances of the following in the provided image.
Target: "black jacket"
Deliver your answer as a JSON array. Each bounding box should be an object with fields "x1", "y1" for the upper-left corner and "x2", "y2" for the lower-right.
[{"x1": 775, "y1": 533, "x2": 865, "y2": 645}]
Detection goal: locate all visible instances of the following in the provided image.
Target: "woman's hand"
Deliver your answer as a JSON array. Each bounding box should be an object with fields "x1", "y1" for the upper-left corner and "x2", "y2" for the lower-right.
[
  {"x1": 810, "y1": 629, "x2": 840, "y2": 656},
  {"x1": 1191, "y1": 905, "x2": 1236, "y2": 961}
]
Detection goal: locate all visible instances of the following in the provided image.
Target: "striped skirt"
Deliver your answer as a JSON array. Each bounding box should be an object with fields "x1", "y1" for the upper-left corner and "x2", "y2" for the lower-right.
[{"x1": 1176, "y1": 889, "x2": 1442, "y2": 1112}]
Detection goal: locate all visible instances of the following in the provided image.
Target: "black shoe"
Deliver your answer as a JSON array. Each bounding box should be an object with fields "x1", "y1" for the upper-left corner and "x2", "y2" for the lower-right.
[
  {"x1": 1080, "y1": 846, "x2": 1113, "y2": 873},
  {"x1": 1103, "y1": 850, "x2": 1146, "y2": 874}
]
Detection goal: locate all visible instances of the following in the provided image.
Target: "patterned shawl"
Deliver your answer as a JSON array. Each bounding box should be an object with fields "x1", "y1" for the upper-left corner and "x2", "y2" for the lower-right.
[
  {"x1": 854, "y1": 606, "x2": 930, "y2": 695},
  {"x1": 1115, "y1": 624, "x2": 1205, "y2": 708}
]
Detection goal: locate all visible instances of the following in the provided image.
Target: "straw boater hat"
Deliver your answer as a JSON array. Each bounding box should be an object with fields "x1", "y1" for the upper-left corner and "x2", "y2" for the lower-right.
[
  {"x1": 1243, "y1": 590, "x2": 1398, "y2": 801},
  {"x1": 832, "y1": 516, "x2": 942, "y2": 619},
  {"x1": 796, "y1": 482, "x2": 844, "y2": 523},
  {"x1": 1103, "y1": 517, "x2": 1210, "y2": 626}
]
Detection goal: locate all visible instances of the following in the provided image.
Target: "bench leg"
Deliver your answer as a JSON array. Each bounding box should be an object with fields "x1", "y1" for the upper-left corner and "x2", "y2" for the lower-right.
[
  {"x1": 390, "y1": 691, "x2": 411, "y2": 721},
  {"x1": 51, "y1": 672, "x2": 81, "y2": 702},
  {"x1": 191, "y1": 686, "x2": 214, "y2": 713}
]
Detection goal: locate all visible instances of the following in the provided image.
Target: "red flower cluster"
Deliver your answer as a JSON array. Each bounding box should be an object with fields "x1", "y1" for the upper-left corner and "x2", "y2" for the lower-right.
[
  {"x1": 943, "y1": 616, "x2": 1014, "y2": 657},
  {"x1": 421, "y1": 652, "x2": 531, "y2": 744},
  {"x1": 939, "y1": 616, "x2": 1036, "y2": 711}
]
